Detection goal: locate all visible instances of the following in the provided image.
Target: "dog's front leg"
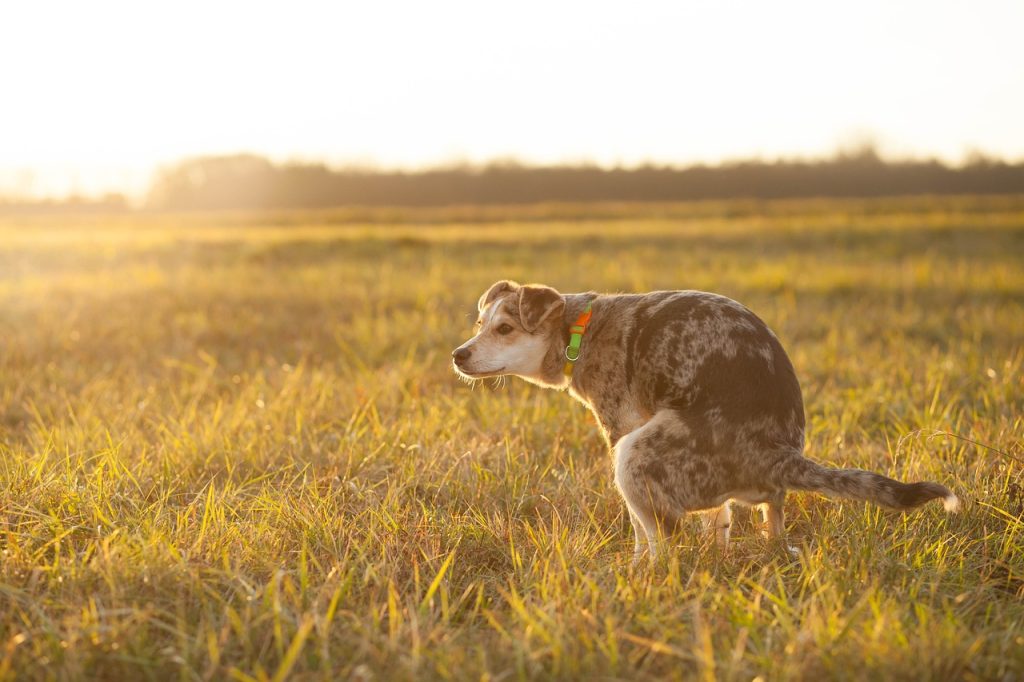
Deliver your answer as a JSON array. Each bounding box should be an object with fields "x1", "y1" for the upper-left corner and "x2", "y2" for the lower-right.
[
  {"x1": 627, "y1": 509, "x2": 648, "y2": 563},
  {"x1": 613, "y1": 414, "x2": 684, "y2": 564}
]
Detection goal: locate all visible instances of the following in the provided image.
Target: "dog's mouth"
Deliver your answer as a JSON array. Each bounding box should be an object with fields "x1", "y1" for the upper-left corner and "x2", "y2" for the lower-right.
[{"x1": 453, "y1": 363, "x2": 506, "y2": 379}]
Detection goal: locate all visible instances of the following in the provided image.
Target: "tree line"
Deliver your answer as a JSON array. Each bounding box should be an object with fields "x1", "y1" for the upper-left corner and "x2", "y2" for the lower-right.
[
  {"x1": 3, "y1": 148, "x2": 1023, "y2": 213},
  {"x1": 146, "y1": 149, "x2": 1024, "y2": 210}
]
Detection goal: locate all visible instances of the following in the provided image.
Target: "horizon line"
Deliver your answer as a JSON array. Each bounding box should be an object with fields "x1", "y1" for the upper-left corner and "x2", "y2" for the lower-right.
[{"x1": 3, "y1": 144, "x2": 1024, "y2": 203}]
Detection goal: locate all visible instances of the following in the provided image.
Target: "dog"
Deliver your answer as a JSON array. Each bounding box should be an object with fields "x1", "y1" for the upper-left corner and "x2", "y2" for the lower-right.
[{"x1": 452, "y1": 280, "x2": 959, "y2": 560}]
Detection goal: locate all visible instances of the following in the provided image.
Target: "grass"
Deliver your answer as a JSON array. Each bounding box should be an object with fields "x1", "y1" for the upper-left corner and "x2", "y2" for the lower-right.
[{"x1": 0, "y1": 196, "x2": 1022, "y2": 680}]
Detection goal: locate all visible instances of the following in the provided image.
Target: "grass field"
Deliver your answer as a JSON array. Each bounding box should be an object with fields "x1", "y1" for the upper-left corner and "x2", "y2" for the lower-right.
[{"x1": 1, "y1": 197, "x2": 1022, "y2": 680}]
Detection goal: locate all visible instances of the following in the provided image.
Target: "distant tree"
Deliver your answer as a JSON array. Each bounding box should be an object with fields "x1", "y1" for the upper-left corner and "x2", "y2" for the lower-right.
[
  {"x1": 0, "y1": 193, "x2": 128, "y2": 214},
  {"x1": 148, "y1": 155, "x2": 276, "y2": 210}
]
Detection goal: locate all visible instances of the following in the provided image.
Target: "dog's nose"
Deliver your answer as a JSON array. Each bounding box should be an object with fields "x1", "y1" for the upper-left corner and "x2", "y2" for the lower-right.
[{"x1": 452, "y1": 347, "x2": 471, "y2": 364}]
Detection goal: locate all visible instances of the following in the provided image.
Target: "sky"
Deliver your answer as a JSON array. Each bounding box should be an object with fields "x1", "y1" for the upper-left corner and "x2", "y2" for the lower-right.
[{"x1": 2, "y1": 0, "x2": 1023, "y2": 199}]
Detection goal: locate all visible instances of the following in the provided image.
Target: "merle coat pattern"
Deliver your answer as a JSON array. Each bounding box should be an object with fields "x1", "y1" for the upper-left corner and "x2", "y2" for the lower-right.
[{"x1": 452, "y1": 281, "x2": 959, "y2": 559}]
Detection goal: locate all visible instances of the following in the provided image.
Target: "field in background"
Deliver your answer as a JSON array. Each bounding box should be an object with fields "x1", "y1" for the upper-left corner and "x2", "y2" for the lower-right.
[{"x1": 1, "y1": 197, "x2": 1022, "y2": 680}]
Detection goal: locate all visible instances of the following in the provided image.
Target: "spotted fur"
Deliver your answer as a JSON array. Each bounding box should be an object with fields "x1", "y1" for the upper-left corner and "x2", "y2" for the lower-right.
[{"x1": 453, "y1": 281, "x2": 959, "y2": 560}]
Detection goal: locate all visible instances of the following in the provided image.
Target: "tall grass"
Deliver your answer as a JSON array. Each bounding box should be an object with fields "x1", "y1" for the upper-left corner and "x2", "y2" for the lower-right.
[{"x1": 1, "y1": 197, "x2": 1022, "y2": 680}]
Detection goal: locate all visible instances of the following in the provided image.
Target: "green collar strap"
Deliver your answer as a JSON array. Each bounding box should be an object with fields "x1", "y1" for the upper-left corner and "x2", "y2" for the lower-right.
[{"x1": 563, "y1": 301, "x2": 593, "y2": 377}]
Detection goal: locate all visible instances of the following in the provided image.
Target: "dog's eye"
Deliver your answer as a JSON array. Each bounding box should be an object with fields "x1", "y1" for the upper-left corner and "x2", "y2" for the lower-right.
[{"x1": 496, "y1": 323, "x2": 514, "y2": 335}]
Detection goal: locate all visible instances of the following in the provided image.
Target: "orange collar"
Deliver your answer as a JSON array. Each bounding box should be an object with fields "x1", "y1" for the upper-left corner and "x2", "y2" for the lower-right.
[{"x1": 563, "y1": 301, "x2": 593, "y2": 377}]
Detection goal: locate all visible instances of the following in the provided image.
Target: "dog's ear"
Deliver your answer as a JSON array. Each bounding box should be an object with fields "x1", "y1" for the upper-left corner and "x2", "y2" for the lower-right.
[
  {"x1": 518, "y1": 285, "x2": 564, "y2": 333},
  {"x1": 478, "y1": 280, "x2": 519, "y2": 312}
]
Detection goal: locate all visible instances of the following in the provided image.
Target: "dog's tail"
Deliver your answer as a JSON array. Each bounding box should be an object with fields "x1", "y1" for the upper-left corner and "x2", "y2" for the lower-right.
[{"x1": 779, "y1": 457, "x2": 959, "y2": 512}]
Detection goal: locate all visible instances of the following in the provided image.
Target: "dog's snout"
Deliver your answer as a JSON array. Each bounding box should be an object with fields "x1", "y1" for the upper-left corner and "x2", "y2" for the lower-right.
[{"x1": 452, "y1": 347, "x2": 472, "y2": 364}]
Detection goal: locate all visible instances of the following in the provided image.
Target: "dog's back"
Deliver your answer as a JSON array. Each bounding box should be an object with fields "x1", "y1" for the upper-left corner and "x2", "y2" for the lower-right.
[{"x1": 570, "y1": 289, "x2": 804, "y2": 466}]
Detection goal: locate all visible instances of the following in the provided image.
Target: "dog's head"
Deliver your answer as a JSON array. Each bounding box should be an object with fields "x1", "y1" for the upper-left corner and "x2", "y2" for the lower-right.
[{"x1": 452, "y1": 280, "x2": 565, "y2": 384}]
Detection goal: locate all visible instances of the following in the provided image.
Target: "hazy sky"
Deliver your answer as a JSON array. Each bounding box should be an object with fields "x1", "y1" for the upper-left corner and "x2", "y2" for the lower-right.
[{"x1": 2, "y1": 0, "x2": 1023, "y2": 198}]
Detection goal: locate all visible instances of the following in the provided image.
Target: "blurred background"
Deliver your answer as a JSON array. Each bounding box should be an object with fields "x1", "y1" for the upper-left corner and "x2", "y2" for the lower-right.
[{"x1": 2, "y1": 0, "x2": 1023, "y2": 211}]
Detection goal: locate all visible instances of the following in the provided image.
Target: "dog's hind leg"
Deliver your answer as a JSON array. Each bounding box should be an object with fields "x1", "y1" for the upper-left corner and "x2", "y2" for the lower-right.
[
  {"x1": 760, "y1": 491, "x2": 785, "y2": 538},
  {"x1": 760, "y1": 490, "x2": 797, "y2": 556},
  {"x1": 701, "y1": 502, "x2": 732, "y2": 550}
]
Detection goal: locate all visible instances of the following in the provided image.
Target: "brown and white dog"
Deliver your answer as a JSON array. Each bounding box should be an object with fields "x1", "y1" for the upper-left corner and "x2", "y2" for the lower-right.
[{"x1": 453, "y1": 281, "x2": 959, "y2": 560}]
